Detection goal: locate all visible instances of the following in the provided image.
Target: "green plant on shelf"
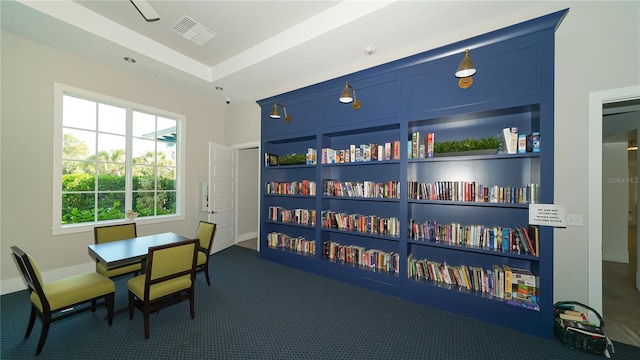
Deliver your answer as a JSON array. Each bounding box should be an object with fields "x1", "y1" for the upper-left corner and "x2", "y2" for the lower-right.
[
  {"x1": 434, "y1": 136, "x2": 501, "y2": 154},
  {"x1": 278, "y1": 153, "x2": 307, "y2": 165}
]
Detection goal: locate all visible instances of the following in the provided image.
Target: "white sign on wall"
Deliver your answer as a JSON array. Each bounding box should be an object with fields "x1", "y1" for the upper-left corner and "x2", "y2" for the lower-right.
[{"x1": 529, "y1": 204, "x2": 566, "y2": 227}]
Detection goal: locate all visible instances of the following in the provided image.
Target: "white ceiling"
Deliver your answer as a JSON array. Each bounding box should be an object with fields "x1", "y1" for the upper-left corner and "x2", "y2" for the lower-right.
[{"x1": 2, "y1": 0, "x2": 569, "y2": 105}]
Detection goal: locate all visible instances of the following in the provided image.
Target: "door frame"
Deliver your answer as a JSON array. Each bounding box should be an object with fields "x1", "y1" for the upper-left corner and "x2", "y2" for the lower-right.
[
  {"x1": 231, "y1": 141, "x2": 261, "y2": 251},
  {"x1": 588, "y1": 85, "x2": 640, "y2": 313}
]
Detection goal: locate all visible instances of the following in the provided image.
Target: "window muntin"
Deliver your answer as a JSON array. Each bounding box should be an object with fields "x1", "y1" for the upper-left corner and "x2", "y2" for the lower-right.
[{"x1": 56, "y1": 87, "x2": 183, "y2": 232}]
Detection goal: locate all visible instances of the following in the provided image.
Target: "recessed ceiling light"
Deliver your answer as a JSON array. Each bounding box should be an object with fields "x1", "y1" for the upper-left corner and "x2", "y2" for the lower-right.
[{"x1": 124, "y1": 57, "x2": 136, "y2": 63}]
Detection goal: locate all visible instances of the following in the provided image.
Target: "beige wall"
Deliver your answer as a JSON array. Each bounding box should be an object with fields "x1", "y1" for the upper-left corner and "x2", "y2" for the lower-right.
[
  {"x1": 602, "y1": 143, "x2": 631, "y2": 263},
  {"x1": 0, "y1": 31, "x2": 225, "y2": 292},
  {"x1": 236, "y1": 148, "x2": 259, "y2": 240}
]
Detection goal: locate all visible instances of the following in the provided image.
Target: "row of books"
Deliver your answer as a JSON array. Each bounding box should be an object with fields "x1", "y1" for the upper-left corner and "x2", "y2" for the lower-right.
[
  {"x1": 321, "y1": 210, "x2": 401, "y2": 237},
  {"x1": 407, "y1": 181, "x2": 540, "y2": 204},
  {"x1": 265, "y1": 180, "x2": 316, "y2": 196},
  {"x1": 407, "y1": 256, "x2": 539, "y2": 309},
  {"x1": 408, "y1": 132, "x2": 435, "y2": 159},
  {"x1": 268, "y1": 206, "x2": 317, "y2": 227},
  {"x1": 267, "y1": 232, "x2": 316, "y2": 255},
  {"x1": 503, "y1": 127, "x2": 541, "y2": 154},
  {"x1": 321, "y1": 141, "x2": 400, "y2": 164},
  {"x1": 408, "y1": 220, "x2": 539, "y2": 257},
  {"x1": 323, "y1": 241, "x2": 400, "y2": 274},
  {"x1": 322, "y1": 179, "x2": 400, "y2": 199}
]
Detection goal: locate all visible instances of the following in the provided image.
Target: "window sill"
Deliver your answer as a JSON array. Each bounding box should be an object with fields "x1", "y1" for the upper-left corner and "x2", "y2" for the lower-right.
[{"x1": 52, "y1": 214, "x2": 185, "y2": 236}]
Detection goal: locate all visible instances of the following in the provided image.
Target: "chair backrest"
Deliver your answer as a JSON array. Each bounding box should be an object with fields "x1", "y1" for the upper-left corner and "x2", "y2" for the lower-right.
[
  {"x1": 94, "y1": 223, "x2": 137, "y2": 244},
  {"x1": 144, "y1": 239, "x2": 199, "y2": 300},
  {"x1": 11, "y1": 246, "x2": 50, "y2": 311},
  {"x1": 195, "y1": 221, "x2": 216, "y2": 252}
]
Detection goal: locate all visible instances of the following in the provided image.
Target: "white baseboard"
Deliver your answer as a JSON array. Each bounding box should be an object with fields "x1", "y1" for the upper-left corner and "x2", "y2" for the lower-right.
[
  {"x1": 1, "y1": 261, "x2": 95, "y2": 295},
  {"x1": 236, "y1": 231, "x2": 258, "y2": 243},
  {"x1": 212, "y1": 237, "x2": 235, "y2": 254}
]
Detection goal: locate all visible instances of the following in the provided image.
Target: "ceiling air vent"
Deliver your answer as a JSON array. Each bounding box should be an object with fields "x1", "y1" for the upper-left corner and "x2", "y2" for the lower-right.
[{"x1": 171, "y1": 16, "x2": 216, "y2": 46}]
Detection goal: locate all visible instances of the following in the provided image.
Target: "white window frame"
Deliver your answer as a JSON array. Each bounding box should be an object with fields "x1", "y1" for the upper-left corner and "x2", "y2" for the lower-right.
[{"x1": 52, "y1": 83, "x2": 185, "y2": 235}]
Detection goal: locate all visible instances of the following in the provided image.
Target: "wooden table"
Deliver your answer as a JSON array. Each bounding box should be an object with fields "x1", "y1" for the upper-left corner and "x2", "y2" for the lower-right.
[{"x1": 88, "y1": 232, "x2": 190, "y2": 271}]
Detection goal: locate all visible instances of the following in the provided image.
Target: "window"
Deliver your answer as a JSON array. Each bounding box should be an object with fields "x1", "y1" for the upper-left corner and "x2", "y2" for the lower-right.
[{"x1": 53, "y1": 84, "x2": 184, "y2": 234}]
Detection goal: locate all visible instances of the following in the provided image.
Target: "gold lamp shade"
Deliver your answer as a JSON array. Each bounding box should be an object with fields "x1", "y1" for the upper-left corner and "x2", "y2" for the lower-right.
[
  {"x1": 269, "y1": 103, "x2": 280, "y2": 118},
  {"x1": 455, "y1": 49, "x2": 476, "y2": 78},
  {"x1": 455, "y1": 49, "x2": 476, "y2": 89},
  {"x1": 269, "y1": 103, "x2": 291, "y2": 122},
  {"x1": 339, "y1": 83, "x2": 353, "y2": 103},
  {"x1": 338, "y1": 82, "x2": 362, "y2": 110}
]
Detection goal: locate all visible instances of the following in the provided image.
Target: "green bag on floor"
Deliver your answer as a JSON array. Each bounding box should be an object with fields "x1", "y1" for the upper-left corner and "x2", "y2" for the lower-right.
[{"x1": 553, "y1": 301, "x2": 615, "y2": 358}]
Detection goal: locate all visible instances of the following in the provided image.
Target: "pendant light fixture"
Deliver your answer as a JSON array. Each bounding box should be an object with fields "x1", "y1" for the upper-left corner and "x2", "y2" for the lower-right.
[
  {"x1": 269, "y1": 103, "x2": 291, "y2": 123},
  {"x1": 455, "y1": 49, "x2": 477, "y2": 89},
  {"x1": 339, "y1": 82, "x2": 362, "y2": 110}
]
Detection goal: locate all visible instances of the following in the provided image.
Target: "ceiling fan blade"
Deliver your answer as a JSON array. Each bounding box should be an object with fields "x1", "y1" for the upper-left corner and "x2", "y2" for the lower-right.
[{"x1": 130, "y1": 0, "x2": 160, "y2": 22}]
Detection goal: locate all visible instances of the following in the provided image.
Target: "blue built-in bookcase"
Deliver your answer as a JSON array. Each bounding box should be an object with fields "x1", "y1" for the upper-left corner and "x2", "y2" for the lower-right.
[{"x1": 258, "y1": 9, "x2": 568, "y2": 338}]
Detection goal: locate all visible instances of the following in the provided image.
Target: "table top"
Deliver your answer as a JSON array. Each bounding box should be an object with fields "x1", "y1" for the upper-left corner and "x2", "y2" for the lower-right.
[{"x1": 88, "y1": 232, "x2": 190, "y2": 269}]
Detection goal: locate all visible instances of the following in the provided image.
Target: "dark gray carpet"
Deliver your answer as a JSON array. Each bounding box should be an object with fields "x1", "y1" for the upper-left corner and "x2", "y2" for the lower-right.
[{"x1": 2, "y1": 245, "x2": 639, "y2": 359}]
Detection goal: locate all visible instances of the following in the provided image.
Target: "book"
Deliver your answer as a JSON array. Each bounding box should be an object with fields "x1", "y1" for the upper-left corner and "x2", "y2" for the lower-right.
[
  {"x1": 559, "y1": 319, "x2": 605, "y2": 338},
  {"x1": 393, "y1": 140, "x2": 400, "y2": 160},
  {"x1": 412, "y1": 132, "x2": 420, "y2": 159},
  {"x1": 384, "y1": 142, "x2": 391, "y2": 160},
  {"x1": 370, "y1": 143, "x2": 378, "y2": 161},
  {"x1": 425, "y1": 132, "x2": 434, "y2": 158},
  {"x1": 503, "y1": 265, "x2": 513, "y2": 299},
  {"x1": 265, "y1": 153, "x2": 279, "y2": 166},
  {"x1": 528, "y1": 225, "x2": 539, "y2": 256},
  {"x1": 518, "y1": 134, "x2": 527, "y2": 153},
  {"x1": 502, "y1": 127, "x2": 517, "y2": 154},
  {"x1": 559, "y1": 312, "x2": 585, "y2": 322},
  {"x1": 527, "y1": 132, "x2": 541, "y2": 152},
  {"x1": 518, "y1": 225, "x2": 536, "y2": 256}
]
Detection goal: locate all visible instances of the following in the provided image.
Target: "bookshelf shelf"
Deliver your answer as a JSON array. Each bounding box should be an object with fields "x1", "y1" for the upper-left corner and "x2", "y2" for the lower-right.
[
  {"x1": 265, "y1": 194, "x2": 315, "y2": 199},
  {"x1": 407, "y1": 239, "x2": 539, "y2": 260},
  {"x1": 264, "y1": 220, "x2": 315, "y2": 229},
  {"x1": 322, "y1": 196, "x2": 400, "y2": 202},
  {"x1": 321, "y1": 160, "x2": 401, "y2": 167},
  {"x1": 408, "y1": 152, "x2": 540, "y2": 163},
  {"x1": 406, "y1": 200, "x2": 531, "y2": 208},
  {"x1": 259, "y1": 9, "x2": 564, "y2": 339},
  {"x1": 322, "y1": 227, "x2": 400, "y2": 241},
  {"x1": 265, "y1": 164, "x2": 316, "y2": 169}
]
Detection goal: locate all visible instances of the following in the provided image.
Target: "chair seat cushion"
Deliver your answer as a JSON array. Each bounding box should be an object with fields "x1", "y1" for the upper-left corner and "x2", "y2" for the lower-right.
[
  {"x1": 30, "y1": 272, "x2": 115, "y2": 312},
  {"x1": 97, "y1": 261, "x2": 142, "y2": 278},
  {"x1": 197, "y1": 251, "x2": 207, "y2": 266},
  {"x1": 127, "y1": 274, "x2": 192, "y2": 301}
]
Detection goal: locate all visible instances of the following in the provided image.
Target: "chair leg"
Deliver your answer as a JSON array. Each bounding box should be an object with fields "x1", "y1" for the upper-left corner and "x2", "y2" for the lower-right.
[
  {"x1": 204, "y1": 263, "x2": 211, "y2": 286},
  {"x1": 105, "y1": 293, "x2": 114, "y2": 325},
  {"x1": 25, "y1": 306, "x2": 37, "y2": 339},
  {"x1": 35, "y1": 313, "x2": 51, "y2": 356},
  {"x1": 189, "y1": 288, "x2": 195, "y2": 319},
  {"x1": 143, "y1": 306, "x2": 150, "y2": 339},
  {"x1": 128, "y1": 292, "x2": 135, "y2": 320},
  {"x1": 91, "y1": 299, "x2": 97, "y2": 312}
]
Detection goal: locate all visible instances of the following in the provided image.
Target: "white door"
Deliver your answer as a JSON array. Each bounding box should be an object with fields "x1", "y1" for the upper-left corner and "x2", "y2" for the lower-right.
[{"x1": 208, "y1": 142, "x2": 235, "y2": 253}]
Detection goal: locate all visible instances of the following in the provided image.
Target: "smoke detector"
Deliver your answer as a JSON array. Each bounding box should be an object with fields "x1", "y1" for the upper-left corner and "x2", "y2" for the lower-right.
[
  {"x1": 171, "y1": 16, "x2": 217, "y2": 45},
  {"x1": 364, "y1": 45, "x2": 376, "y2": 55}
]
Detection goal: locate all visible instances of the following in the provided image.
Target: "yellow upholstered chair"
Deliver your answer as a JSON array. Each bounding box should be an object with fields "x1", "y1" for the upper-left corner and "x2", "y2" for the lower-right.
[
  {"x1": 195, "y1": 221, "x2": 216, "y2": 286},
  {"x1": 11, "y1": 246, "x2": 115, "y2": 356},
  {"x1": 94, "y1": 223, "x2": 142, "y2": 277},
  {"x1": 127, "y1": 238, "x2": 199, "y2": 339}
]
